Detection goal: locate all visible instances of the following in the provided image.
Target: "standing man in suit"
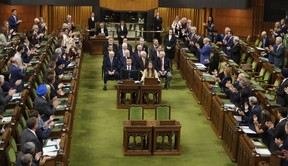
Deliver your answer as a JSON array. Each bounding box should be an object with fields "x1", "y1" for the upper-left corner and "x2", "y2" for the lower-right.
[
  {"x1": 280, "y1": 18, "x2": 287, "y2": 35},
  {"x1": 276, "y1": 69, "x2": 288, "y2": 106},
  {"x1": 103, "y1": 51, "x2": 119, "y2": 90},
  {"x1": 116, "y1": 20, "x2": 128, "y2": 46},
  {"x1": 227, "y1": 36, "x2": 241, "y2": 65},
  {"x1": 0, "y1": 75, "x2": 16, "y2": 116},
  {"x1": 266, "y1": 107, "x2": 288, "y2": 151},
  {"x1": 155, "y1": 51, "x2": 172, "y2": 89},
  {"x1": 8, "y1": 9, "x2": 22, "y2": 32},
  {"x1": 164, "y1": 30, "x2": 176, "y2": 70},
  {"x1": 196, "y1": 38, "x2": 212, "y2": 66},
  {"x1": 96, "y1": 22, "x2": 108, "y2": 37},
  {"x1": 153, "y1": 11, "x2": 163, "y2": 43},
  {"x1": 260, "y1": 31, "x2": 270, "y2": 49},
  {"x1": 189, "y1": 33, "x2": 204, "y2": 60},
  {"x1": 34, "y1": 84, "x2": 58, "y2": 121},
  {"x1": 134, "y1": 37, "x2": 148, "y2": 54},
  {"x1": 9, "y1": 57, "x2": 26, "y2": 92},
  {"x1": 88, "y1": 12, "x2": 96, "y2": 37},
  {"x1": 21, "y1": 117, "x2": 42, "y2": 153},
  {"x1": 269, "y1": 37, "x2": 285, "y2": 69}
]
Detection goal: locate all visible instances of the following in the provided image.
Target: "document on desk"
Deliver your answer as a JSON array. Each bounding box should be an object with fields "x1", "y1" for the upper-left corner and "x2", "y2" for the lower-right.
[
  {"x1": 1, "y1": 117, "x2": 12, "y2": 123},
  {"x1": 233, "y1": 115, "x2": 242, "y2": 122},
  {"x1": 11, "y1": 93, "x2": 21, "y2": 101},
  {"x1": 255, "y1": 148, "x2": 271, "y2": 157},
  {"x1": 46, "y1": 139, "x2": 61, "y2": 146},
  {"x1": 239, "y1": 126, "x2": 256, "y2": 134},
  {"x1": 256, "y1": 47, "x2": 265, "y2": 51}
]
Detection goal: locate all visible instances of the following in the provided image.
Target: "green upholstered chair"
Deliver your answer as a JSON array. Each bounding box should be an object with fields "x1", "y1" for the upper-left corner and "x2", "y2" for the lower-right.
[
  {"x1": 254, "y1": 38, "x2": 260, "y2": 47},
  {"x1": 6, "y1": 145, "x2": 16, "y2": 166},
  {"x1": 15, "y1": 123, "x2": 23, "y2": 143},
  {"x1": 240, "y1": 52, "x2": 247, "y2": 64},
  {"x1": 155, "y1": 105, "x2": 171, "y2": 120},
  {"x1": 128, "y1": 105, "x2": 144, "y2": 120},
  {"x1": 19, "y1": 115, "x2": 27, "y2": 128},
  {"x1": 9, "y1": 137, "x2": 18, "y2": 153}
]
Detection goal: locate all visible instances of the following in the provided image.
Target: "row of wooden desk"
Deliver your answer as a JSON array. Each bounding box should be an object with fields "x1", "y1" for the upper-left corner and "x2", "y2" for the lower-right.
[
  {"x1": 173, "y1": 40, "x2": 282, "y2": 165},
  {"x1": 123, "y1": 120, "x2": 181, "y2": 156}
]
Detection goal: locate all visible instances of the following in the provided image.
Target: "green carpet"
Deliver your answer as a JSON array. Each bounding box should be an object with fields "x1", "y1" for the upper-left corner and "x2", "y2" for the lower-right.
[{"x1": 69, "y1": 53, "x2": 236, "y2": 166}]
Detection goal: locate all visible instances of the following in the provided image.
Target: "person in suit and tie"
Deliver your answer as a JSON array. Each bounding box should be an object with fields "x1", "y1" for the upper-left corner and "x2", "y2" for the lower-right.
[
  {"x1": 275, "y1": 122, "x2": 288, "y2": 166},
  {"x1": 96, "y1": 22, "x2": 108, "y2": 37},
  {"x1": 8, "y1": 9, "x2": 22, "y2": 32},
  {"x1": 223, "y1": 31, "x2": 234, "y2": 56},
  {"x1": 116, "y1": 20, "x2": 128, "y2": 46},
  {"x1": 189, "y1": 33, "x2": 204, "y2": 60},
  {"x1": 103, "y1": 51, "x2": 119, "y2": 90},
  {"x1": 196, "y1": 38, "x2": 212, "y2": 66},
  {"x1": 238, "y1": 96, "x2": 262, "y2": 132},
  {"x1": 137, "y1": 51, "x2": 149, "y2": 72},
  {"x1": 153, "y1": 11, "x2": 163, "y2": 43},
  {"x1": 9, "y1": 57, "x2": 26, "y2": 92},
  {"x1": 34, "y1": 84, "x2": 58, "y2": 121},
  {"x1": 227, "y1": 36, "x2": 241, "y2": 65},
  {"x1": 118, "y1": 43, "x2": 128, "y2": 60},
  {"x1": 280, "y1": 18, "x2": 287, "y2": 35},
  {"x1": 21, "y1": 117, "x2": 42, "y2": 153},
  {"x1": 266, "y1": 107, "x2": 288, "y2": 151},
  {"x1": 164, "y1": 30, "x2": 177, "y2": 70},
  {"x1": 119, "y1": 50, "x2": 135, "y2": 69},
  {"x1": 155, "y1": 51, "x2": 172, "y2": 89},
  {"x1": 102, "y1": 37, "x2": 118, "y2": 55},
  {"x1": 260, "y1": 31, "x2": 270, "y2": 49},
  {"x1": 0, "y1": 75, "x2": 16, "y2": 116},
  {"x1": 119, "y1": 38, "x2": 132, "y2": 53},
  {"x1": 88, "y1": 12, "x2": 96, "y2": 37},
  {"x1": 149, "y1": 38, "x2": 159, "y2": 59},
  {"x1": 133, "y1": 44, "x2": 143, "y2": 61},
  {"x1": 276, "y1": 69, "x2": 288, "y2": 107},
  {"x1": 269, "y1": 37, "x2": 285, "y2": 69},
  {"x1": 150, "y1": 45, "x2": 162, "y2": 63},
  {"x1": 134, "y1": 37, "x2": 148, "y2": 54}
]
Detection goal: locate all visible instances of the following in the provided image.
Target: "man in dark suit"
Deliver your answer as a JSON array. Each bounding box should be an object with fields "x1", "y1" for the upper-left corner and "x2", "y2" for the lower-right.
[
  {"x1": 153, "y1": 11, "x2": 163, "y2": 43},
  {"x1": 102, "y1": 37, "x2": 118, "y2": 55},
  {"x1": 96, "y1": 22, "x2": 108, "y2": 37},
  {"x1": 134, "y1": 37, "x2": 148, "y2": 54},
  {"x1": 119, "y1": 50, "x2": 135, "y2": 69},
  {"x1": 260, "y1": 31, "x2": 270, "y2": 49},
  {"x1": 150, "y1": 45, "x2": 162, "y2": 63},
  {"x1": 275, "y1": 122, "x2": 288, "y2": 166},
  {"x1": 87, "y1": 12, "x2": 96, "y2": 36},
  {"x1": 120, "y1": 58, "x2": 136, "y2": 80},
  {"x1": 21, "y1": 117, "x2": 42, "y2": 153},
  {"x1": 280, "y1": 18, "x2": 287, "y2": 35},
  {"x1": 34, "y1": 84, "x2": 57, "y2": 121},
  {"x1": 276, "y1": 69, "x2": 288, "y2": 106},
  {"x1": 133, "y1": 44, "x2": 143, "y2": 61},
  {"x1": 116, "y1": 20, "x2": 128, "y2": 46},
  {"x1": 118, "y1": 43, "x2": 129, "y2": 60},
  {"x1": 8, "y1": 9, "x2": 22, "y2": 32},
  {"x1": 47, "y1": 74, "x2": 61, "y2": 100},
  {"x1": 188, "y1": 33, "x2": 204, "y2": 60},
  {"x1": 137, "y1": 51, "x2": 149, "y2": 71},
  {"x1": 269, "y1": 37, "x2": 285, "y2": 69},
  {"x1": 0, "y1": 75, "x2": 16, "y2": 116},
  {"x1": 118, "y1": 38, "x2": 132, "y2": 53},
  {"x1": 213, "y1": 30, "x2": 223, "y2": 45},
  {"x1": 155, "y1": 51, "x2": 172, "y2": 89},
  {"x1": 223, "y1": 31, "x2": 234, "y2": 56},
  {"x1": 238, "y1": 96, "x2": 262, "y2": 132},
  {"x1": 9, "y1": 57, "x2": 26, "y2": 92},
  {"x1": 149, "y1": 39, "x2": 159, "y2": 60},
  {"x1": 196, "y1": 38, "x2": 212, "y2": 66},
  {"x1": 266, "y1": 107, "x2": 288, "y2": 151},
  {"x1": 164, "y1": 30, "x2": 176, "y2": 69},
  {"x1": 227, "y1": 36, "x2": 242, "y2": 65},
  {"x1": 103, "y1": 51, "x2": 119, "y2": 90}
]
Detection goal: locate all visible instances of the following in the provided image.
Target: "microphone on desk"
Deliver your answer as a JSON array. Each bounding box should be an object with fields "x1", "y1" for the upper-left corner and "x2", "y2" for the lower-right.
[{"x1": 128, "y1": 72, "x2": 131, "y2": 80}]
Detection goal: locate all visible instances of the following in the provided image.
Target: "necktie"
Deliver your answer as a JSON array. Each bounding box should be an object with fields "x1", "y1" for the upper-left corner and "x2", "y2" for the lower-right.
[
  {"x1": 110, "y1": 59, "x2": 113, "y2": 70},
  {"x1": 138, "y1": 52, "x2": 141, "y2": 58},
  {"x1": 142, "y1": 58, "x2": 145, "y2": 67}
]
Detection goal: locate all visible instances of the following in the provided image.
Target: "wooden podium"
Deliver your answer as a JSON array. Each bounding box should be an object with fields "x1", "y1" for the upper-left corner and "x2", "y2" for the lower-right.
[{"x1": 83, "y1": 35, "x2": 107, "y2": 55}]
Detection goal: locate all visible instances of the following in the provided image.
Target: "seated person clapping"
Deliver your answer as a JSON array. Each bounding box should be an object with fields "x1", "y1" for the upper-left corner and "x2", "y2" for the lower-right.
[
  {"x1": 9, "y1": 57, "x2": 26, "y2": 92},
  {"x1": 0, "y1": 75, "x2": 16, "y2": 118}
]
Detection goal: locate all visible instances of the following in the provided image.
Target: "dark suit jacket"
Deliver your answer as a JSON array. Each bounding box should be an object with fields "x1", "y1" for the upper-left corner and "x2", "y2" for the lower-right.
[
  {"x1": 103, "y1": 57, "x2": 119, "y2": 72},
  {"x1": 0, "y1": 87, "x2": 12, "y2": 114},
  {"x1": 271, "y1": 44, "x2": 285, "y2": 68},
  {"x1": 119, "y1": 56, "x2": 136, "y2": 69},
  {"x1": 164, "y1": 35, "x2": 177, "y2": 52},
  {"x1": 137, "y1": 57, "x2": 149, "y2": 71},
  {"x1": 21, "y1": 128, "x2": 41, "y2": 153},
  {"x1": 116, "y1": 26, "x2": 128, "y2": 39},
  {"x1": 230, "y1": 42, "x2": 242, "y2": 65},
  {"x1": 119, "y1": 44, "x2": 132, "y2": 54},
  {"x1": 276, "y1": 79, "x2": 288, "y2": 107},
  {"x1": 260, "y1": 37, "x2": 270, "y2": 48},
  {"x1": 34, "y1": 96, "x2": 56, "y2": 121},
  {"x1": 242, "y1": 105, "x2": 262, "y2": 131},
  {"x1": 9, "y1": 64, "x2": 25, "y2": 92},
  {"x1": 134, "y1": 44, "x2": 148, "y2": 54},
  {"x1": 149, "y1": 45, "x2": 158, "y2": 61},
  {"x1": 155, "y1": 57, "x2": 171, "y2": 72},
  {"x1": 8, "y1": 15, "x2": 19, "y2": 32},
  {"x1": 48, "y1": 83, "x2": 58, "y2": 100},
  {"x1": 268, "y1": 118, "x2": 288, "y2": 141},
  {"x1": 102, "y1": 43, "x2": 118, "y2": 55},
  {"x1": 96, "y1": 27, "x2": 108, "y2": 36},
  {"x1": 153, "y1": 16, "x2": 163, "y2": 30},
  {"x1": 87, "y1": 17, "x2": 96, "y2": 30}
]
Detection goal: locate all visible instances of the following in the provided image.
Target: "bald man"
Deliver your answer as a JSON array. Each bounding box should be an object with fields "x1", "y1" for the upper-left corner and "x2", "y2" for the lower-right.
[
  {"x1": 260, "y1": 31, "x2": 270, "y2": 49},
  {"x1": 270, "y1": 37, "x2": 285, "y2": 69}
]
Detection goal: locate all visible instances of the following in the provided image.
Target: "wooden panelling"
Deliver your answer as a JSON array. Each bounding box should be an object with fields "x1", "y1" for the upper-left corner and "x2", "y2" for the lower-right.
[
  {"x1": 0, "y1": 4, "x2": 40, "y2": 32},
  {"x1": 42, "y1": 6, "x2": 92, "y2": 32},
  {"x1": 100, "y1": 0, "x2": 158, "y2": 11},
  {"x1": 213, "y1": 8, "x2": 254, "y2": 37}
]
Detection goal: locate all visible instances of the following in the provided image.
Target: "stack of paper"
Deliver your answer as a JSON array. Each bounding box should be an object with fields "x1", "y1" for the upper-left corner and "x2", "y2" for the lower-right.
[
  {"x1": 194, "y1": 63, "x2": 207, "y2": 69},
  {"x1": 256, "y1": 47, "x2": 265, "y2": 51},
  {"x1": 239, "y1": 126, "x2": 256, "y2": 134},
  {"x1": 233, "y1": 115, "x2": 242, "y2": 122},
  {"x1": 67, "y1": 62, "x2": 76, "y2": 68},
  {"x1": 255, "y1": 148, "x2": 271, "y2": 157},
  {"x1": 224, "y1": 104, "x2": 235, "y2": 110},
  {"x1": 43, "y1": 139, "x2": 61, "y2": 157},
  {"x1": 11, "y1": 93, "x2": 21, "y2": 101},
  {"x1": 1, "y1": 117, "x2": 12, "y2": 123}
]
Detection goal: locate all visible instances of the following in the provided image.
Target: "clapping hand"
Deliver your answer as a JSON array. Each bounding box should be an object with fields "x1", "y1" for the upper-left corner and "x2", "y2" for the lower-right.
[{"x1": 265, "y1": 121, "x2": 274, "y2": 128}]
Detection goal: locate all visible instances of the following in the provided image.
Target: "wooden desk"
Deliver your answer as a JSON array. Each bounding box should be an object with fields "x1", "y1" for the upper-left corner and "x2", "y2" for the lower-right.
[
  {"x1": 123, "y1": 120, "x2": 153, "y2": 156},
  {"x1": 83, "y1": 36, "x2": 107, "y2": 55},
  {"x1": 186, "y1": 60, "x2": 195, "y2": 91},
  {"x1": 117, "y1": 83, "x2": 139, "y2": 109},
  {"x1": 222, "y1": 112, "x2": 243, "y2": 162},
  {"x1": 140, "y1": 84, "x2": 162, "y2": 109},
  {"x1": 152, "y1": 120, "x2": 181, "y2": 155},
  {"x1": 179, "y1": 50, "x2": 187, "y2": 79},
  {"x1": 237, "y1": 135, "x2": 270, "y2": 166}
]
